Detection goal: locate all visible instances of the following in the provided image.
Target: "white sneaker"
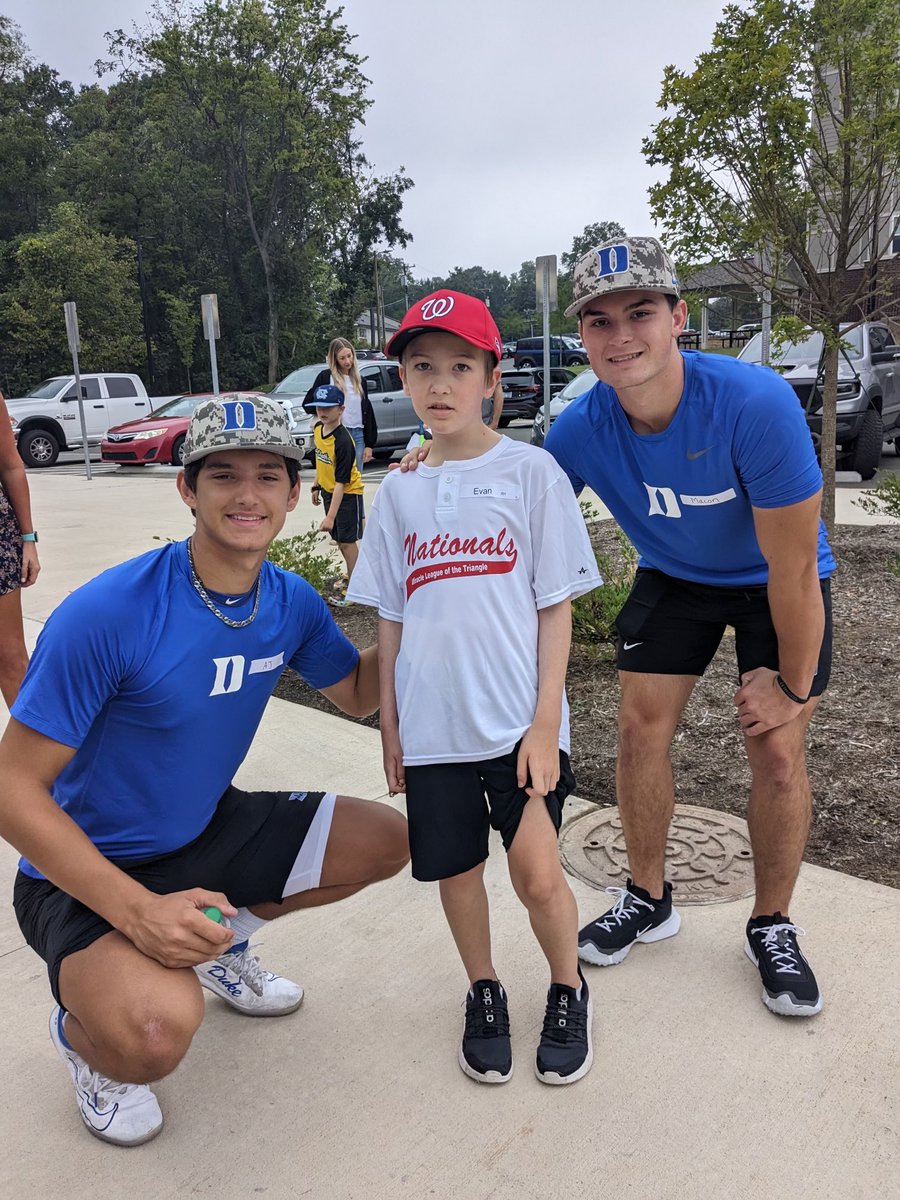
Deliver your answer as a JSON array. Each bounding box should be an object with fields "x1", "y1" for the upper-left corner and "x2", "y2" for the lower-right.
[
  {"x1": 49, "y1": 1007, "x2": 163, "y2": 1147},
  {"x1": 193, "y1": 942, "x2": 303, "y2": 1016}
]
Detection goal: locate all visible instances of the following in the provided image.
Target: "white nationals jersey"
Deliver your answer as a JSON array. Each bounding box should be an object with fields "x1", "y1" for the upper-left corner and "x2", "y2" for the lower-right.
[{"x1": 348, "y1": 438, "x2": 602, "y2": 764}]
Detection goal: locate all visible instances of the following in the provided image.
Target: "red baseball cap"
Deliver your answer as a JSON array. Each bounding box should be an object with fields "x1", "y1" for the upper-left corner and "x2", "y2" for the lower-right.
[{"x1": 386, "y1": 290, "x2": 503, "y2": 363}]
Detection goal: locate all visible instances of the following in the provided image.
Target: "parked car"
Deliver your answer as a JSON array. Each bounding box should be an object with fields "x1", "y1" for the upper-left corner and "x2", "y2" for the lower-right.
[
  {"x1": 500, "y1": 340, "x2": 516, "y2": 359},
  {"x1": 273, "y1": 360, "x2": 419, "y2": 461},
  {"x1": 355, "y1": 348, "x2": 387, "y2": 360},
  {"x1": 737, "y1": 321, "x2": 900, "y2": 479},
  {"x1": 101, "y1": 393, "x2": 202, "y2": 465},
  {"x1": 8, "y1": 373, "x2": 157, "y2": 467},
  {"x1": 499, "y1": 368, "x2": 576, "y2": 426},
  {"x1": 530, "y1": 369, "x2": 598, "y2": 446},
  {"x1": 513, "y1": 336, "x2": 588, "y2": 368}
]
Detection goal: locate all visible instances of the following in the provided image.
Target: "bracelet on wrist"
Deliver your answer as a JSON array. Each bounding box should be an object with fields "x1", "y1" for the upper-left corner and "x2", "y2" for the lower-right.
[
  {"x1": 776, "y1": 674, "x2": 811, "y2": 705},
  {"x1": 21, "y1": 531, "x2": 38, "y2": 543}
]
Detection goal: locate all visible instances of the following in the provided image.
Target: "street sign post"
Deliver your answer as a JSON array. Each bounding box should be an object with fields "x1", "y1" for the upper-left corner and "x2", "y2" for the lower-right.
[
  {"x1": 535, "y1": 255, "x2": 558, "y2": 440},
  {"x1": 63, "y1": 301, "x2": 91, "y2": 481},
  {"x1": 201, "y1": 293, "x2": 221, "y2": 395}
]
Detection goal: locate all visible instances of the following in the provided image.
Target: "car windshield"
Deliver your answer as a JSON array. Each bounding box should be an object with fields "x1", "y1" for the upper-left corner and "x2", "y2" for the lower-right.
[
  {"x1": 271, "y1": 364, "x2": 327, "y2": 395},
  {"x1": 741, "y1": 326, "x2": 864, "y2": 365},
  {"x1": 556, "y1": 369, "x2": 597, "y2": 401},
  {"x1": 23, "y1": 378, "x2": 69, "y2": 399},
  {"x1": 149, "y1": 395, "x2": 202, "y2": 418}
]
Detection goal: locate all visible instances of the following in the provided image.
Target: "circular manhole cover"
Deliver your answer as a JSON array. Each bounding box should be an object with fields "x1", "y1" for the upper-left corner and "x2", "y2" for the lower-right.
[{"x1": 560, "y1": 804, "x2": 754, "y2": 905}]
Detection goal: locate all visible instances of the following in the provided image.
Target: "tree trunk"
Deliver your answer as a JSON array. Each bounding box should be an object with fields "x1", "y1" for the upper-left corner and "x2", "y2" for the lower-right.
[{"x1": 819, "y1": 342, "x2": 838, "y2": 536}]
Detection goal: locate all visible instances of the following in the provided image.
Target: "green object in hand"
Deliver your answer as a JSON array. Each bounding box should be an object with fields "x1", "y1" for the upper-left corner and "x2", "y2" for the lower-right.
[{"x1": 202, "y1": 906, "x2": 223, "y2": 923}]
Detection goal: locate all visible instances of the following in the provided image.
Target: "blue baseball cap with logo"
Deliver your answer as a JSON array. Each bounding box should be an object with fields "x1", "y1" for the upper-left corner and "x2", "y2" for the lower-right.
[{"x1": 312, "y1": 384, "x2": 345, "y2": 408}]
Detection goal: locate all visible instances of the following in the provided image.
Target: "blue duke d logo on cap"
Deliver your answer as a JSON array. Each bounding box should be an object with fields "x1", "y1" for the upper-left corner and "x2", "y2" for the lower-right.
[
  {"x1": 182, "y1": 392, "x2": 304, "y2": 464},
  {"x1": 596, "y1": 244, "x2": 630, "y2": 278},
  {"x1": 220, "y1": 399, "x2": 258, "y2": 431}
]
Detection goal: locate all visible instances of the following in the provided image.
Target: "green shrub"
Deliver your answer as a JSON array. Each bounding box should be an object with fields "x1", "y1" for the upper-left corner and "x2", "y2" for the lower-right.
[
  {"x1": 572, "y1": 524, "x2": 637, "y2": 646},
  {"x1": 266, "y1": 526, "x2": 337, "y2": 593},
  {"x1": 853, "y1": 472, "x2": 900, "y2": 521}
]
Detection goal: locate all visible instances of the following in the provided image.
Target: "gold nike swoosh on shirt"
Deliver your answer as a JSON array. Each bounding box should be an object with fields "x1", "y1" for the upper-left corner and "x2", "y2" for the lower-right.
[{"x1": 686, "y1": 446, "x2": 716, "y2": 460}]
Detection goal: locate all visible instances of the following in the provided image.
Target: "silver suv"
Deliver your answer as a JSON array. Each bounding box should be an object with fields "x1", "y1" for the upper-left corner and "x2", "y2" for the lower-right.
[
  {"x1": 271, "y1": 360, "x2": 418, "y2": 462},
  {"x1": 738, "y1": 322, "x2": 900, "y2": 479}
]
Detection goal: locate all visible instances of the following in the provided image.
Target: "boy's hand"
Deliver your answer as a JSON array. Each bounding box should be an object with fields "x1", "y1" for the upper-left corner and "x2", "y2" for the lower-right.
[
  {"x1": 363, "y1": 446, "x2": 373, "y2": 464},
  {"x1": 391, "y1": 443, "x2": 432, "y2": 473},
  {"x1": 517, "y1": 725, "x2": 560, "y2": 799},
  {"x1": 319, "y1": 515, "x2": 334, "y2": 532},
  {"x1": 382, "y1": 727, "x2": 406, "y2": 795},
  {"x1": 311, "y1": 488, "x2": 321, "y2": 507}
]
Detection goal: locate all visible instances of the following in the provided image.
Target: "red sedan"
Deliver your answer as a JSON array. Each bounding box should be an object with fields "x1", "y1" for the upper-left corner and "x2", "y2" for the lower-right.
[{"x1": 101, "y1": 394, "x2": 204, "y2": 466}]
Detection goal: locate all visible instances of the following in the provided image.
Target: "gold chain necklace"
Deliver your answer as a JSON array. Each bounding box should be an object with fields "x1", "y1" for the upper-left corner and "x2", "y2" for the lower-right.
[{"x1": 187, "y1": 538, "x2": 262, "y2": 629}]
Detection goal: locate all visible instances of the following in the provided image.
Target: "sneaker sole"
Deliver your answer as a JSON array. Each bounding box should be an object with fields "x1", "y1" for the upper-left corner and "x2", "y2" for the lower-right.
[
  {"x1": 457, "y1": 1042, "x2": 513, "y2": 1084},
  {"x1": 196, "y1": 975, "x2": 304, "y2": 1016},
  {"x1": 534, "y1": 996, "x2": 594, "y2": 1086},
  {"x1": 743, "y1": 942, "x2": 824, "y2": 1017},
  {"x1": 578, "y1": 909, "x2": 682, "y2": 967},
  {"x1": 49, "y1": 1009, "x2": 164, "y2": 1147}
]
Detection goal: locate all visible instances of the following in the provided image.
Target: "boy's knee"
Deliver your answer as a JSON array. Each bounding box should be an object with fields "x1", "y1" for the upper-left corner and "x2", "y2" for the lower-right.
[{"x1": 515, "y1": 867, "x2": 566, "y2": 911}]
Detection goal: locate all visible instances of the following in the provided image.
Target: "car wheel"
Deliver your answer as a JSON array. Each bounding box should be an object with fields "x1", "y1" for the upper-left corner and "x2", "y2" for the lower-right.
[
  {"x1": 498, "y1": 416, "x2": 511, "y2": 428},
  {"x1": 569, "y1": 356, "x2": 587, "y2": 366},
  {"x1": 18, "y1": 427, "x2": 60, "y2": 468},
  {"x1": 170, "y1": 434, "x2": 186, "y2": 466},
  {"x1": 844, "y1": 408, "x2": 884, "y2": 480},
  {"x1": 373, "y1": 447, "x2": 395, "y2": 460},
  {"x1": 518, "y1": 359, "x2": 535, "y2": 368}
]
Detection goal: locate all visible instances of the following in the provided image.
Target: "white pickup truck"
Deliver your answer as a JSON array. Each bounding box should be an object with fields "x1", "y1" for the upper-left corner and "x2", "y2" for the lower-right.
[{"x1": 7, "y1": 373, "x2": 157, "y2": 467}]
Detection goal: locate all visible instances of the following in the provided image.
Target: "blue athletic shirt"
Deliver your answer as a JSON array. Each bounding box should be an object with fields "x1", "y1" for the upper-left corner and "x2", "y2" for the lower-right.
[
  {"x1": 13, "y1": 541, "x2": 359, "y2": 877},
  {"x1": 545, "y1": 351, "x2": 836, "y2": 586}
]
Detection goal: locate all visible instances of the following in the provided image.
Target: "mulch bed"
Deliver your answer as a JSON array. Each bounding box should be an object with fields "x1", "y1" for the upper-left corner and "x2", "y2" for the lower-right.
[{"x1": 274, "y1": 523, "x2": 900, "y2": 890}]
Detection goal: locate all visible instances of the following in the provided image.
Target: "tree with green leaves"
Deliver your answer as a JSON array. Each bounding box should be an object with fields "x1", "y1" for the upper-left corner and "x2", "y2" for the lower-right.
[
  {"x1": 562, "y1": 220, "x2": 627, "y2": 273},
  {"x1": 0, "y1": 16, "x2": 73, "y2": 242},
  {"x1": 0, "y1": 203, "x2": 144, "y2": 393},
  {"x1": 643, "y1": 0, "x2": 900, "y2": 527},
  {"x1": 109, "y1": 0, "x2": 409, "y2": 383}
]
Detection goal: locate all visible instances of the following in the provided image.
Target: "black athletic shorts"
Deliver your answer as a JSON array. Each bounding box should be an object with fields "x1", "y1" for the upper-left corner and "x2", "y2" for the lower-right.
[
  {"x1": 403, "y1": 740, "x2": 576, "y2": 882},
  {"x1": 13, "y1": 785, "x2": 326, "y2": 1006},
  {"x1": 615, "y1": 568, "x2": 833, "y2": 694},
  {"x1": 321, "y1": 489, "x2": 364, "y2": 544}
]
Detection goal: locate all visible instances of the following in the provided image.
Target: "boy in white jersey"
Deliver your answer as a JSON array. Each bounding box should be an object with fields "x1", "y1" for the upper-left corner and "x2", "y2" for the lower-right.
[{"x1": 348, "y1": 292, "x2": 602, "y2": 1085}]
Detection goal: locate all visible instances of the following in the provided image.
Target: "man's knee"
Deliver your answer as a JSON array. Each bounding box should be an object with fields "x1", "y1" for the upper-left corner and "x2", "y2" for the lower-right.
[
  {"x1": 749, "y1": 736, "x2": 808, "y2": 792},
  {"x1": 88, "y1": 986, "x2": 204, "y2": 1083},
  {"x1": 512, "y1": 864, "x2": 565, "y2": 911},
  {"x1": 372, "y1": 807, "x2": 410, "y2": 877},
  {"x1": 618, "y1": 703, "x2": 675, "y2": 764}
]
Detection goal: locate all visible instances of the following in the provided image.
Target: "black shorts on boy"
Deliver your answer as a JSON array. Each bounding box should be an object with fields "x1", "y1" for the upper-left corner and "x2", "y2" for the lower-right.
[
  {"x1": 615, "y1": 568, "x2": 833, "y2": 691},
  {"x1": 320, "y1": 489, "x2": 364, "y2": 544},
  {"x1": 14, "y1": 785, "x2": 330, "y2": 1006},
  {"x1": 403, "y1": 739, "x2": 576, "y2": 881}
]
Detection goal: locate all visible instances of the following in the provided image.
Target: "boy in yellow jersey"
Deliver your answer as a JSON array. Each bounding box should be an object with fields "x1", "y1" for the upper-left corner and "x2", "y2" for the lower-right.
[{"x1": 309, "y1": 385, "x2": 365, "y2": 596}]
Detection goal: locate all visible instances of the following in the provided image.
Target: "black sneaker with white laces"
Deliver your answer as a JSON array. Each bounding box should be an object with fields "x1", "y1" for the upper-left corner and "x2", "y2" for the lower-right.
[
  {"x1": 535, "y1": 968, "x2": 593, "y2": 1086},
  {"x1": 745, "y1": 913, "x2": 823, "y2": 1016},
  {"x1": 578, "y1": 879, "x2": 681, "y2": 966},
  {"x1": 459, "y1": 979, "x2": 513, "y2": 1083}
]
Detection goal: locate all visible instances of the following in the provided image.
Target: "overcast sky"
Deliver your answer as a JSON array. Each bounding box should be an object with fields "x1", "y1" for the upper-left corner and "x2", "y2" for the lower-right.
[{"x1": 14, "y1": 0, "x2": 732, "y2": 278}]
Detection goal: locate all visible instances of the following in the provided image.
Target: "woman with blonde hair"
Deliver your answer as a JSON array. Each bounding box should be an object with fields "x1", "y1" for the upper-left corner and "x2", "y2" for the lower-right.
[
  {"x1": 0, "y1": 390, "x2": 40, "y2": 707},
  {"x1": 304, "y1": 338, "x2": 377, "y2": 472}
]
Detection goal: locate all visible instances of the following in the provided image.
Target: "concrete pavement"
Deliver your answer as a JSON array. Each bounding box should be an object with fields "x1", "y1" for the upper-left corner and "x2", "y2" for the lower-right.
[{"x1": 0, "y1": 463, "x2": 898, "y2": 1199}]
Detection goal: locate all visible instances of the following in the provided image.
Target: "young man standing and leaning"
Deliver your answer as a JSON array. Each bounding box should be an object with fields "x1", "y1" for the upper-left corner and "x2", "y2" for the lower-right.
[
  {"x1": 0, "y1": 394, "x2": 408, "y2": 1146},
  {"x1": 545, "y1": 236, "x2": 835, "y2": 1017}
]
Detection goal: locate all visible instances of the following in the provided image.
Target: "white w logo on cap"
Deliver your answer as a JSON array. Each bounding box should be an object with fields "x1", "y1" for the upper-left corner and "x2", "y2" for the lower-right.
[{"x1": 420, "y1": 296, "x2": 455, "y2": 320}]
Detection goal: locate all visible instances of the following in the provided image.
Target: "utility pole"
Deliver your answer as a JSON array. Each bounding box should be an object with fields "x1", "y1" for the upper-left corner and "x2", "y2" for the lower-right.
[{"x1": 135, "y1": 235, "x2": 155, "y2": 390}]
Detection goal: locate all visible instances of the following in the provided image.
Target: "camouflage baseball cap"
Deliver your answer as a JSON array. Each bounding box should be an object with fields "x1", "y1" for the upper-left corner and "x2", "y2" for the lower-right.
[
  {"x1": 565, "y1": 236, "x2": 681, "y2": 318},
  {"x1": 182, "y1": 393, "x2": 304, "y2": 465}
]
